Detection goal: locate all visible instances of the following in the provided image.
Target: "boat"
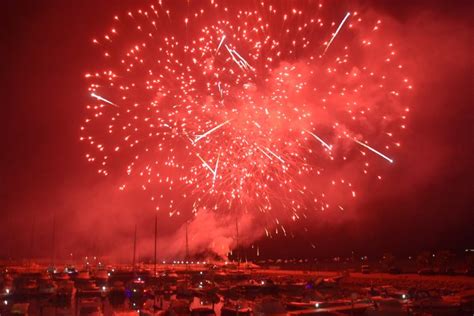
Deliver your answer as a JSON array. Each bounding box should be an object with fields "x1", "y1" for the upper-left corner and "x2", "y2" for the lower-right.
[
  {"x1": 189, "y1": 295, "x2": 217, "y2": 315},
  {"x1": 76, "y1": 280, "x2": 102, "y2": 298},
  {"x1": 109, "y1": 281, "x2": 127, "y2": 306},
  {"x1": 190, "y1": 307, "x2": 216, "y2": 316},
  {"x1": 253, "y1": 297, "x2": 287, "y2": 316},
  {"x1": 109, "y1": 270, "x2": 136, "y2": 284},
  {"x1": 286, "y1": 301, "x2": 320, "y2": 311},
  {"x1": 140, "y1": 298, "x2": 166, "y2": 316},
  {"x1": 38, "y1": 278, "x2": 57, "y2": 296},
  {"x1": 53, "y1": 272, "x2": 70, "y2": 281},
  {"x1": 93, "y1": 269, "x2": 109, "y2": 286},
  {"x1": 77, "y1": 297, "x2": 103, "y2": 316},
  {"x1": 221, "y1": 301, "x2": 252, "y2": 316},
  {"x1": 10, "y1": 302, "x2": 30, "y2": 315},
  {"x1": 13, "y1": 275, "x2": 38, "y2": 297},
  {"x1": 166, "y1": 299, "x2": 191, "y2": 316},
  {"x1": 407, "y1": 289, "x2": 461, "y2": 315},
  {"x1": 56, "y1": 279, "x2": 74, "y2": 298},
  {"x1": 370, "y1": 296, "x2": 405, "y2": 314},
  {"x1": 287, "y1": 299, "x2": 373, "y2": 315},
  {"x1": 64, "y1": 265, "x2": 78, "y2": 278},
  {"x1": 76, "y1": 271, "x2": 91, "y2": 281},
  {"x1": 288, "y1": 303, "x2": 372, "y2": 315}
]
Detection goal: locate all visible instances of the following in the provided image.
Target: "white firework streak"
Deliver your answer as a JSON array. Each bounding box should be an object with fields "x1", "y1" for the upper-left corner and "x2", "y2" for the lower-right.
[
  {"x1": 354, "y1": 139, "x2": 394, "y2": 163},
  {"x1": 224, "y1": 44, "x2": 253, "y2": 71},
  {"x1": 225, "y1": 44, "x2": 244, "y2": 70},
  {"x1": 216, "y1": 34, "x2": 226, "y2": 54},
  {"x1": 196, "y1": 154, "x2": 217, "y2": 178},
  {"x1": 265, "y1": 147, "x2": 285, "y2": 163},
  {"x1": 304, "y1": 129, "x2": 332, "y2": 150},
  {"x1": 217, "y1": 81, "x2": 223, "y2": 98},
  {"x1": 90, "y1": 92, "x2": 119, "y2": 107},
  {"x1": 194, "y1": 120, "x2": 231, "y2": 143},
  {"x1": 213, "y1": 154, "x2": 219, "y2": 182},
  {"x1": 231, "y1": 48, "x2": 253, "y2": 71},
  {"x1": 323, "y1": 12, "x2": 351, "y2": 56},
  {"x1": 257, "y1": 146, "x2": 273, "y2": 161}
]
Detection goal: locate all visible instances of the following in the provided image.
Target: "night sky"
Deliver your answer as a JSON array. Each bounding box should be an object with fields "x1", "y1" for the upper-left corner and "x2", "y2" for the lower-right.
[{"x1": 1, "y1": 0, "x2": 473, "y2": 261}]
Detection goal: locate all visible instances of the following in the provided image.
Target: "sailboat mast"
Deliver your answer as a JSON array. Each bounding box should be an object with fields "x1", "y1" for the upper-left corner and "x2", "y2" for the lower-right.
[
  {"x1": 30, "y1": 216, "x2": 36, "y2": 265},
  {"x1": 132, "y1": 224, "x2": 137, "y2": 271},
  {"x1": 154, "y1": 213, "x2": 157, "y2": 277},
  {"x1": 185, "y1": 221, "x2": 189, "y2": 271},
  {"x1": 185, "y1": 222, "x2": 189, "y2": 259},
  {"x1": 51, "y1": 212, "x2": 56, "y2": 268},
  {"x1": 236, "y1": 218, "x2": 240, "y2": 268}
]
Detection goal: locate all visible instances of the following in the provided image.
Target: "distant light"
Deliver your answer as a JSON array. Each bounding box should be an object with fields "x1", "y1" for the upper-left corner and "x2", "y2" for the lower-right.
[
  {"x1": 315, "y1": 303, "x2": 319, "y2": 308},
  {"x1": 102, "y1": 286, "x2": 107, "y2": 291},
  {"x1": 4, "y1": 300, "x2": 7, "y2": 305},
  {"x1": 5, "y1": 289, "x2": 10, "y2": 294},
  {"x1": 402, "y1": 294, "x2": 406, "y2": 299}
]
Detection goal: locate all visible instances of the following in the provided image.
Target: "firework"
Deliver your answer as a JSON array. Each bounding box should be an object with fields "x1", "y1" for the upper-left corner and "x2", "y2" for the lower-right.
[{"x1": 81, "y1": 0, "x2": 412, "y2": 233}]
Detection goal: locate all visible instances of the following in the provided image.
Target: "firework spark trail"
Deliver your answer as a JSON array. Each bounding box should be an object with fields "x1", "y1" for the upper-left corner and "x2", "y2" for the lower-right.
[
  {"x1": 224, "y1": 44, "x2": 253, "y2": 71},
  {"x1": 216, "y1": 34, "x2": 226, "y2": 54},
  {"x1": 323, "y1": 12, "x2": 351, "y2": 56},
  {"x1": 213, "y1": 154, "x2": 220, "y2": 182},
  {"x1": 196, "y1": 153, "x2": 217, "y2": 178},
  {"x1": 257, "y1": 146, "x2": 273, "y2": 161},
  {"x1": 194, "y1": 120, "x2": 231, "y2": 143},
  {"x1": 90, "y1": 92, "x2": 118, "y2": 107},
  {"x1": 354, "y1": 139, "x2": 394, "y2": 163},
  {"x1": 231, "y1": 48, "x2": 253, "y2": 71},
  {"x1": 265, "y1": 147, "x2": 285, "y2": 164},
  {"x1": 304, "y1": 129, "x2": 332, "y2": 151},
  {"x1": 225, "y1": 44, "x2": 245, "y2": 70},
  {"x1": 217, "y1": 82, "x2": 223, "y2": 98}
]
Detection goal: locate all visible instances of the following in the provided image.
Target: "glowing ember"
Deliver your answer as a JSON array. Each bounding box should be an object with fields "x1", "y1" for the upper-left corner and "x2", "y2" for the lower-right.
[{"x1": 81, "y1": 1, "x2": 412, "y2": 232}]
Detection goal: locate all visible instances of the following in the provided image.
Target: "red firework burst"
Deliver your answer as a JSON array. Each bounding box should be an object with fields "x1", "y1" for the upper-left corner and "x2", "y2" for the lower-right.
[{"x1": 81, "y1": 0, "x2": 412, "y2": 234}]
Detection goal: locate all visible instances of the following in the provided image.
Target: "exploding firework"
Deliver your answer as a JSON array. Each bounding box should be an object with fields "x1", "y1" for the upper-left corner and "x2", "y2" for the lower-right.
[{"x1": 81, "y1": 0, "x2": 412, "y2": 235}]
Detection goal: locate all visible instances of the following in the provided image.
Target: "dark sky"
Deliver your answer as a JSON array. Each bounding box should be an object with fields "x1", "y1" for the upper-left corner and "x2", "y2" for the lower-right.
[{"x1": 1, "y1": 0, "x2": 473, "y2": 261}]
